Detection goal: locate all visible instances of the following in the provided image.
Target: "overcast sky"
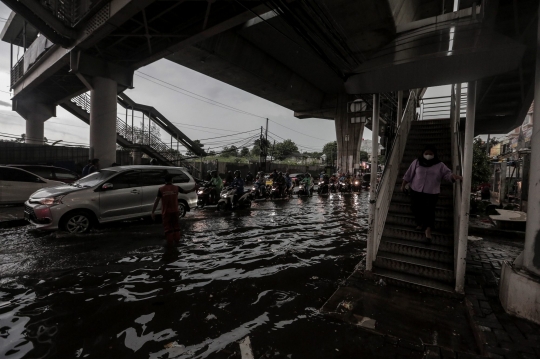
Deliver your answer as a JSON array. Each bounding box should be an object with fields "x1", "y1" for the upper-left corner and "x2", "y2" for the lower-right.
[{"x1": 0, "y1": 3, "x2": 506, "y2": 152}]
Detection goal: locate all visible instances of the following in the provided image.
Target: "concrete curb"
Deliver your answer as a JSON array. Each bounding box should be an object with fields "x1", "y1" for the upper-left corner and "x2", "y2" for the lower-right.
[{"x1": 468, "y1": 225, "x2": 525, "y2": 240}]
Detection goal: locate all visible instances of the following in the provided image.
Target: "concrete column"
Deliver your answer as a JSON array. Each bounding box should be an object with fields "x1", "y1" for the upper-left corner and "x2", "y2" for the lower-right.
[
  {"x1": 455, "y1": 81, "x2": 476, "y2": 293},
  {"x1": 397, "y1": 90, "x2": 403, "y2": 125},
  {"x1": 366, "y1": 93, "x2": 380, "y2": 271},
  {"x1": 334, "y1": 94, "x2": 365, "y2": 173},
  {"x1": 90, "y1": 76, "x2": 117, "y2": 168},
  {"x1": 25, "y1": 112, "x2": 48, "y2": 144},
  {"x1": 523, "y1": 23, "x2": 540, "y2": 276}
]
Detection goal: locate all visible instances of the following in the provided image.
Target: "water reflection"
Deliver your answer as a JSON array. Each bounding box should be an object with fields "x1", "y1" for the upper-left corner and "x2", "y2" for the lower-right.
[{"x1": 0, "y1": 192, "x2": 369, "y2": 358}]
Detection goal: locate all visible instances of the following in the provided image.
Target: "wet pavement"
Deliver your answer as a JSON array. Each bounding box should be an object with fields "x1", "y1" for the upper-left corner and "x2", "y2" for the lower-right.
[{"x1": 0, "y1": 193, "x2": 385, "y2": 359}]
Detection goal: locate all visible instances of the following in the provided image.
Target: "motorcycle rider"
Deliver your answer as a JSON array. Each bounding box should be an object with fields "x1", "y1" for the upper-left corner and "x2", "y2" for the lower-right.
[
  {"x1": 320, "y1": 171, "x2": 325, "y2": 180},
  {"x1": 254, "y1": 171, "x2": 266, "y2": 196},
  {"x1": 300, "y1": 173, "x2": 312, "y2": 196},
  {"x1": 344, "y1": 174, "x2": 353, "y2": 191},
  {"x1": 274, "y1": 171, "x2": 286, "y2": 197},
  {"x1": 208, "y1": 170, "x2": 223, "y2": 203},
  {"x1": 284, "y1": 172, "x2": 293, "y2": 196},
  {"x1": 225, "y1": 171, "x2": 234, "y2": 186},
  {"x1": 231, "y1": 170, "x2": 245, "y2": 207},
  {"x1": 245, "y1": 171, "x2": 254, "y2": 184}
]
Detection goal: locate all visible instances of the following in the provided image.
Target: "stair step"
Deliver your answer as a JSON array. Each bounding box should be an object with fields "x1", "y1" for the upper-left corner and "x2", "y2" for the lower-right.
[
  {"x1": 388, "y1": 202, "x2": 453, "y2": 218},
  {"x1": 374, "y1": 251, "x2": 454, "y2": 283},
  {"x1": 382, "y1": 224, "x2": 454, "y2": 246},
  {"x1": 386, "y1": 213, "x2": 453, "y2": 231},
  {"x1": 391, "y1": 191, "x2": 454, "y2": 207},
  {"x1": 372, "y1": 267, "x2": 455, "y2": 295},
  {"x1": 392, "y1": 183, "x2": 453, "y2": 196},
  {"x1": 379, "y1": 237, "x2": 453, "y2": 263}
]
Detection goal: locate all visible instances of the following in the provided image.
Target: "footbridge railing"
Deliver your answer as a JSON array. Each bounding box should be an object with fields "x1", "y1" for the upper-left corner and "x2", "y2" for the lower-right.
[{"x1": 367, "y1": 90, "x2": 416, "y2": 269}]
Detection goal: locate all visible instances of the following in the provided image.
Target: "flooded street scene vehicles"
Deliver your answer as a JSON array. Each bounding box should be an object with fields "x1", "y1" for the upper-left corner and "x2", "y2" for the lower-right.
[{"x1": 2, "y1": 0, "x2": 540, "y2": 358}]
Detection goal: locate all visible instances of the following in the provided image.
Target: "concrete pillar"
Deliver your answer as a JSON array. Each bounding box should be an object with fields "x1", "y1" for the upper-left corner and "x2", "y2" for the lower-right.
[
  {"x1": 397, "y1": 90, "x2": 403, "y2": 125},
  {"x1": 499, "y1": 3, "x2": 540, "y2": 324},
  {"x1": 25, "y1": 112, "x2": 48, "y2": 144},
  {"x1": 366, "y1": 93, "x2": 380, "y2": 271},
  {"x1": 455, "y1": 81, "x2": 476, "y2": 294},
  {"x1": 90, "y1": 76, "x2": 117, "y2": 168},
  {"x1": 334, "y1": 94, "x2": 365, "y2": 173}
]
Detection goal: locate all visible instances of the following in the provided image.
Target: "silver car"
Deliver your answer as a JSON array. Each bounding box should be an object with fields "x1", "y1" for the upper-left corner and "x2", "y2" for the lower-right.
[{"x1": 24, "y1": 165, "x2": 197, "y2": 233}]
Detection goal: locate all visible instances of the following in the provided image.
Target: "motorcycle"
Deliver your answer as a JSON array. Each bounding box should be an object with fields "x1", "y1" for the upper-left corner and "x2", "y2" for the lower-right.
[
  {"x1": 217, "y1": 186, "x2": 252, "y2": 211},
  {"x1": 361, "y1": 174, "x2": 371, "y2": 189},
  {"x1": 297, "y1": 182, "x2": 314, "y2": 197},
  {"x1": 328, "y1": 182, "x2": 338, "y2": 193},
  {"x1": 197, "y1": 182, "x2": 220, "y2": 207},
  {"x1": 339, "y1": 180, "x2": 352, "y2": 193},
  {"x1": 317, "y1": 180, "x2": 329, "y2": 195},
  {"x1": 351, "y1": 179, "x2": 361, "y2": 192},
  {"x1": 251, "y1": 183, "x2": 269, "y2": 200},
  {"x1": 270, "y1": 182, "x2": 288, "y2": 200}
]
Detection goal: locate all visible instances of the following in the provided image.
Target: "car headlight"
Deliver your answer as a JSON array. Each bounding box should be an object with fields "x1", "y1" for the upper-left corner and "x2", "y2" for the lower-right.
[{"x1": 39, "y1": 195, "x2": 65, "y2": 205}]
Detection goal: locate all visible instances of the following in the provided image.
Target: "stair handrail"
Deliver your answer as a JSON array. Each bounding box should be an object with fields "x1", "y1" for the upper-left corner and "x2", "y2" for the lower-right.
[
  {"x1": 367, "y1": 90, "x2": 416, "y2": 268},
  {"x1": 450, "y1": 85, "x2": 464, "y2": 276}
]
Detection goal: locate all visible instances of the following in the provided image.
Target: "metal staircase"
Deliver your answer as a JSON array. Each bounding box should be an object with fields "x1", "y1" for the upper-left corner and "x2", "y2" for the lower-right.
[
  {"x1": 372, "y1": 119, "x2": 456, "y2": 295},
  {"x1": 61, "y1": 92, "x2": 202, "y2": 171}
]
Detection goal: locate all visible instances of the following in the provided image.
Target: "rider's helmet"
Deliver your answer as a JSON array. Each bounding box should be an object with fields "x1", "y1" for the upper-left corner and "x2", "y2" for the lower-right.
[
  {"x1": 234, "y1": 170, "x2": 241, "y2": 177},
  {"x1": 211, "y1": 170, "x2": 218, "y2": 177},
  {"x1": 306, "y1": 173, "x2": 311, "y2": 178},
  {"x1": 149, "y1": 158, "x2": 158, "y2": 165},
  {"x1": 278, "y1": 171, "x2": 283, "y2": 176},
  {"x1": 285, "y1": 172, "x2": 290, "y2": 177}
]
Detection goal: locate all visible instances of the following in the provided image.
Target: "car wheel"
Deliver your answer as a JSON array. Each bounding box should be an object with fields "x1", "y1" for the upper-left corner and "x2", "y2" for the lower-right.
[
  {"x1": 178, "y1": 202, "x2": 187, "y2": 217},
  {"x1": 63, "y1": 211, "x2": 92, "y2": 234}
]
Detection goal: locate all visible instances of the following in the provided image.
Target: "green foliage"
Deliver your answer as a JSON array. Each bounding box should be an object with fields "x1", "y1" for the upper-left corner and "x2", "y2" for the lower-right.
[
  {"x1": 322, "y1": 141, "x2": 337, "y2": 164},
  {"x1": 240, "y1": 147, "x2": 250, "y2": 157},
  {"x1": 472, "y1": 137, "x2": 491, "y2": 189},
  {"x1": 378, "y1": 155, "x2": 386, "y2": 165},
  {"x1": 273, "y1": 139, "x2": 298, "y2": 160},
  {"x1": 251, "y1": 138, "x2": 271, "y2": 156},
  {"x1": 360, "y1": 150, "x2": 369, "y2": 161},
  {"x1": 220, "y1": 145, "x2": 238, "y2": 157}
]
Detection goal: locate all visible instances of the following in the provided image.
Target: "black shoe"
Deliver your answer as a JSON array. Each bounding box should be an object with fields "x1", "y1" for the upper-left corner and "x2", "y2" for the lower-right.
[{"x1": 425, "y1": 237, "x2": 432, "y2": 245}]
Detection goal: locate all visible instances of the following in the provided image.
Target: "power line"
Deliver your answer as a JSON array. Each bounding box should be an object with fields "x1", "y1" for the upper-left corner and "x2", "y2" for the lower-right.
[
  {"x1": 198, "y1": 129, "x2": 259, "y2": 141},
  {"x1": 135, "y1": 72, "x2": 266, "y2": 119},
  {"x1": 267, "y1": 119, "x2": 330, "y2": 142}
]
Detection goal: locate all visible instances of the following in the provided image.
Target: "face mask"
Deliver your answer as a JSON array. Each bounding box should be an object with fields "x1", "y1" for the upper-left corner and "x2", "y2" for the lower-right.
[{"x1": 424, "y1": 154, "x2": 434, "y2": 160}]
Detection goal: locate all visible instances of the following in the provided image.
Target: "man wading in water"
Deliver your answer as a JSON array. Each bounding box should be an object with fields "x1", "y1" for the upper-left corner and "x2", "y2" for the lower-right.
[{"x1": 151, "y1": 174, "x2": 196, "y2": 245}]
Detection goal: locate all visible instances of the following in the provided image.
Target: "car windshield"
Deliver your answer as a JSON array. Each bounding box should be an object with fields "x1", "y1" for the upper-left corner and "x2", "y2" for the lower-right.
[{"x1": 72, "y1": 170, "x2": 116, "y2": 188}]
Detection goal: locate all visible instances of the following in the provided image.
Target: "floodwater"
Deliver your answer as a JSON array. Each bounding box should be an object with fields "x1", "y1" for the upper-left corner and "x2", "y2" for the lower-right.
[{"x1": 0, "y1": 192, "x2": 390, "y2": 359}]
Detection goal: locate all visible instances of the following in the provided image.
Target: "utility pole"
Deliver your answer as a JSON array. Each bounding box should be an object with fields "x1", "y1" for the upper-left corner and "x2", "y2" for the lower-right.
[
  {"x1": 265, "y1": 119, "x2": 269, "y2": 172},
  {"x1": 486, "y1": 133, "x2": 491, "y2": 156}
]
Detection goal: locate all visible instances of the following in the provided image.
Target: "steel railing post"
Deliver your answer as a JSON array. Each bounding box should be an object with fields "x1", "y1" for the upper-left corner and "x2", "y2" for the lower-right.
[
  {"x1": 455, "y1": 81, "x2": 476, "y2": 293},
  {"x1": 366, "y1": 93, "x2": 380, "y2": 271}
]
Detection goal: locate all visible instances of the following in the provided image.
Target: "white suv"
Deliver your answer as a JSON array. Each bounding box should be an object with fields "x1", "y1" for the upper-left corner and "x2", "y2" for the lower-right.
[{"x1": 24, "y1": 165, "x2": 197, "y2": 233}]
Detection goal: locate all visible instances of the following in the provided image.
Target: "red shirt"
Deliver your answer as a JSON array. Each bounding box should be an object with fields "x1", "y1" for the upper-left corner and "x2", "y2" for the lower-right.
[{"x1": 157, "y1": 184, "x2": 187, "y2": 215}]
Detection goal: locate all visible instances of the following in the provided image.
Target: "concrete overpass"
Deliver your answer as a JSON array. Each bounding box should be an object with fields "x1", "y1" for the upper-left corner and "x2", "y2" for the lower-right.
[{"x1": 2, "y1": 0, "x2": 535, "y2": 170}]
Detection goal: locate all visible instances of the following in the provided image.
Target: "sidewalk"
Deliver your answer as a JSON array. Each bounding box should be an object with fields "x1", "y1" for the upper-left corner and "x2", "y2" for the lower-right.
[
  {"x1": 465, "y1": 237, "x2": 540, "y2": 359},
  {"x1": 321, "y1": 235, "x2": 540, "y2": 359},
  {"x1": 0, "y1": 205, "x2": 27, "y2": 228}
]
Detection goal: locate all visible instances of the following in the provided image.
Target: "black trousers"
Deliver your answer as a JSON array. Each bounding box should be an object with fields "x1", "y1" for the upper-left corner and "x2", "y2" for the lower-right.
[{"x1": 410, "y1": 189, "x2": 439, "y2": 229}]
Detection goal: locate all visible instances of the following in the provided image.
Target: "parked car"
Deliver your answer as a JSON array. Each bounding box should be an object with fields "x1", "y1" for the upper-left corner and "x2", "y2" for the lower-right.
[
  {"x1": 0, "y1": 166, "x2": 64, "y2": 204},
  {"x1": 24, "y1": 165, "x2": 197, "y2": 233},
  {"x1": 8, "y1": 165, "x2": 80, "y2": 184}
]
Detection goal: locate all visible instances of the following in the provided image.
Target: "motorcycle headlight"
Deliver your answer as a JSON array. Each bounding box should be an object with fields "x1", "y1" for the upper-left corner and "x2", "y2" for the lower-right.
[
  {"x1": 39, "y1": 195, "x2": 65, "y2": 205},
  {"x1": 221, "y1": 193, "x2": 227, "y2": 198},
  {"x1": 252, "y1": 186, "x2": 256, "y2": 190},
  {"x1": 197, "y1": 190, "x2": 204, "y2": 194},
  {"x1": 355, "y1": 181, "x2": 359, "y2": 184}
]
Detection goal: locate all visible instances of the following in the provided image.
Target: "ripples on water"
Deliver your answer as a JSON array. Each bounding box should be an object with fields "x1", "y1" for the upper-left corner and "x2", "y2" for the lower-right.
[{"x1": 0, "y1": 193, "x2": 370, "y2": 358}]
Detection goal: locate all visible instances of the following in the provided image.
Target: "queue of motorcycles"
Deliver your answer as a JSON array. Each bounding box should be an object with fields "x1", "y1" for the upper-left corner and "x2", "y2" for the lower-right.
[{"x1": 197, "y1": 174, "x2": 370, "y2": 210}]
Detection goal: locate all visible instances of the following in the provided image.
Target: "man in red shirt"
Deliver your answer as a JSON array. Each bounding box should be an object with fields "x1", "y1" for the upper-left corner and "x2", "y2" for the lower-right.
[{"x1": 151, "y1": 174, "x2": 196, "y2": 244}]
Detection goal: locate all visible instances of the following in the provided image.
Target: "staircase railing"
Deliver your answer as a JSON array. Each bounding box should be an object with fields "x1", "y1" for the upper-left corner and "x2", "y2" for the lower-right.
[
  {"x1": 70, "y1": 93, "x2": 197, "y2": 171},
  {"x1": 367, "y1": 91, "x2": 416, "y2": 268},
  {"x1": 450, "y1": 85, "x2": 464, "y2": 276}
]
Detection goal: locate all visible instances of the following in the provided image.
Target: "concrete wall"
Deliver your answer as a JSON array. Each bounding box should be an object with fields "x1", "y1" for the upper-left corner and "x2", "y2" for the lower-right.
[{"x1": 0, "y1": 142, "x2": 131, "y2": 173}]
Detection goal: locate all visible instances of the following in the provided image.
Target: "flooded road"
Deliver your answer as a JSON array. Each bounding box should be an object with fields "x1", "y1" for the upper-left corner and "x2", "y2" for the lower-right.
[{"x1": 0, "y1": 193, "x2": 392, "y2": 359}]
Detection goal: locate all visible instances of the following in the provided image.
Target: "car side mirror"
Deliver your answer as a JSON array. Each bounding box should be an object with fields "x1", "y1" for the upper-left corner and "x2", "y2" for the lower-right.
[{"x1": 102, "y1": 183, "x2": 114, "y2": 190}]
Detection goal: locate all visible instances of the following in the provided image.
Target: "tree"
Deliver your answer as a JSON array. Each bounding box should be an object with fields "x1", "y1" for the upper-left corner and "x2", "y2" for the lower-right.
[
  {"x1": 360, "y1": 150, "x2": 369, "y2": 161},
  {"x1": 378, "y1": 155, "x2": 387, "y2": 165},
  {"x1": 322, "y1": 141, "x2": 337, "y2": 165},
  {"x1": 186, "y1": 140, "x2": 204, "y2": 156},
  {"x1": 472, "y1": 137, "x2": 491, "y2": 189},
  {"x1": 221, "y1": 145, "x2": 238, "y2": 157},
  {"x1": 274, "y1": 139, "x2": 298, "y2": 160},
  {"x1": 251, "y1": 138, "x2": 272, "y2": 157},
  {"x1": 240, "y1": 147, "x2": 250, "y2": 157}
]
